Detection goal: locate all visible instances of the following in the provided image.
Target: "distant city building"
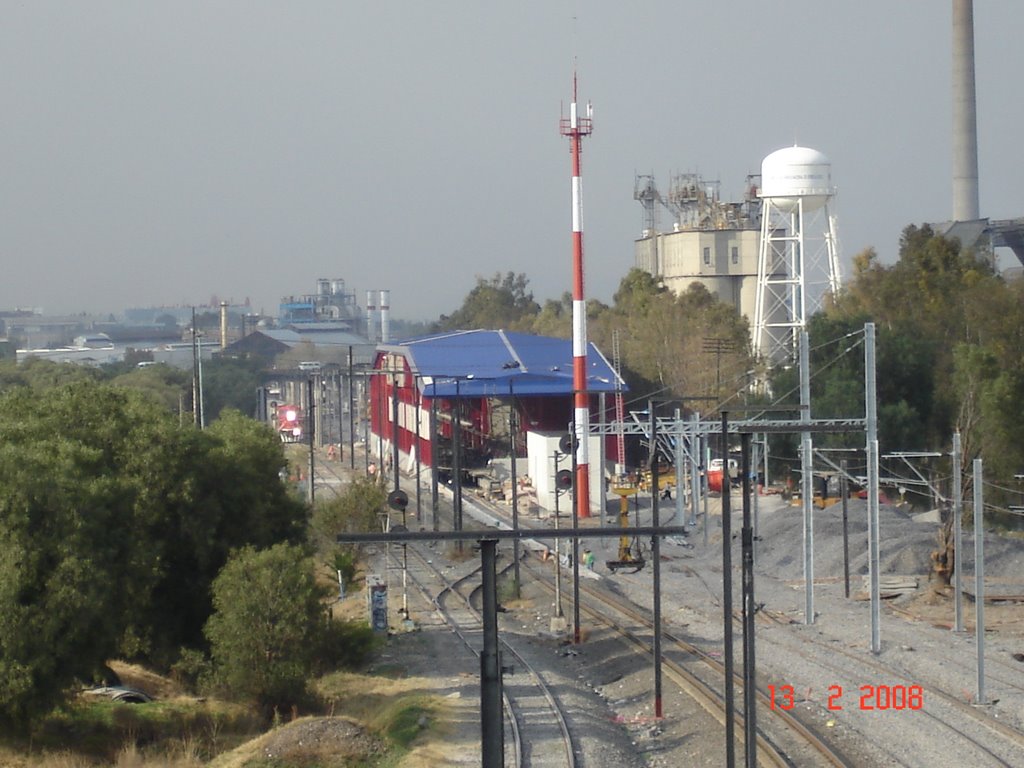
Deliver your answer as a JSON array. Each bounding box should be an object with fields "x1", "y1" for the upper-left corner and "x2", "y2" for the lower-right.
[
  {"x1": 279, "y1": 278, "x2": 362, "y2": 330},
  {"x1": 0, "y1": 311, "x2": 108, "y2": 349},
  {"x1": 123, "y1": 302, "x2": 251, "y2": 327}
]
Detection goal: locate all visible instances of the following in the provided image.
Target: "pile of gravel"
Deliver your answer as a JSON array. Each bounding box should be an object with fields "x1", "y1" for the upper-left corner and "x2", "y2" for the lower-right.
[{"x1": 754, "y1": 498, "x2": 1024, "y2": 581}]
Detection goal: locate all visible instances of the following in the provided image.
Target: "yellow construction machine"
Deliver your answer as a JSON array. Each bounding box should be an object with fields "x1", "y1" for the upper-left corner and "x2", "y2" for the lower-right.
[{"x1": 606, "y1": 479, "x2": 645, "y2": 574}]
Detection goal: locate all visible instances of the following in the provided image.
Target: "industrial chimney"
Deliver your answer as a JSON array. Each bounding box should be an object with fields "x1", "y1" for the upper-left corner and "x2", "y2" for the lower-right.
[
  {"x1": 952, "y1": 0, "x2": 980, "y2": 221},
  {"x1": 366, "y1": 290, "x2": 377, "y2": 344},
  {"x1": 379, "y1": 289, "x2": 391, "y2": 343},
  {"x1": 219, "y1": 301, "x2": 229, "y2": 350}
]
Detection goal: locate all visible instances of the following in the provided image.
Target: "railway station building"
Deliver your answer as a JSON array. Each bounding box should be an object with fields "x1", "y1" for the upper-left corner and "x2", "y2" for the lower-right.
[{"x1": 368, "y1": 330, "x2": 625, "y2": 515}]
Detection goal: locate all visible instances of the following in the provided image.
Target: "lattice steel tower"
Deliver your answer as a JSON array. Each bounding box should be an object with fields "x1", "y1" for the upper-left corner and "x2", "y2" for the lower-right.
[{"x1": 753, "y1": 146, "x2": 841, "y2": 363}]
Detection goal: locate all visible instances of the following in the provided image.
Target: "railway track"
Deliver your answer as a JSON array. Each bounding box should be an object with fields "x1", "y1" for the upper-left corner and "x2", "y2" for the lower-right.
[
  {"x1": 754, "y1": 607, "x2": 1024, "y2": 766},
  {"x1": 522, "y1": 558, "x2": 850, "y2": 767},
  {"x1": 399, "y1": 543, "x2": 577, "y2": 768},
  {"x1": 316, "y1": 458, "x2": 848, "y2": 764},
  {"x1": 314, "y1": 455, "x2": 1024, "y2": 764}
]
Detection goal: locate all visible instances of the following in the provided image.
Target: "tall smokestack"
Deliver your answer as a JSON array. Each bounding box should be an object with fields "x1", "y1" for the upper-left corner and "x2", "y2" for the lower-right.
[
  {"x1": 366, "y1": 290, "x2": 377, "y2": 344},
  {"x1": 219, "y1": 301, "x2": 228, "y2": 350},
  {"x1": 952, "y1": 0, "x2": 980, "y2": 221},
  {"x1": 379, "y1": 289, "x2": 391, "y2": 343}
]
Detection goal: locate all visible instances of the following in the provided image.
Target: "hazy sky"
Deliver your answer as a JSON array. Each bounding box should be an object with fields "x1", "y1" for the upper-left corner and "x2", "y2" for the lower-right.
[{"x1": 2, "y1": 2, "x2": 1022, "y2": 322}]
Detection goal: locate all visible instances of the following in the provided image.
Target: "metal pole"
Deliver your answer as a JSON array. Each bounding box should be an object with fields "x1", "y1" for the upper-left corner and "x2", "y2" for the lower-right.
[
  {"x1": 599, "y1": 391, "x2": 607, "y2": 519},
  {"x1": 479, "y1": 539, "x2": 505, "y2": 767},
  {"x1": 690, "y1": 412, "x2": 700, "y2": 528},
  {"x1": 762, "y1": 432, "x2": 770, "y2": 490},
  {"x1": 348, "y1": 347, "x2": 356, "y2": 470},
  {"x1": 316, "y1": 373, "x2": 324, "y2": 449},
  {"x1": 572, "y1": 426, "x2": 581, "y2": 645},
  {"x1": 953, "y1": 432, "x2": 964, "y2": 632},
  {"x1": 401, "y1": 505, "x2": 409, "y2": 618},
  {"x1": 453, "y1": 382, "x2": 463, "y2": 552},
  {"x1": 867, "y1": 438, "x2": 880, "y2": 652},
  {"x1": 510, "y1": 382, "x2": 520, "y2": 598},
  {"x1": 553, "y1": 452, "x2": 563, "y2": 620},
  {"x1": 973, "y1": 457, "x2": 987, "y2": 704},
  {"x1": 841, "y1": 459, "x2": 850, "y2": 599},
  {"x1": 740, "y1": 432, "x2": 757, "y2": 768},
  {"x1": 703, "y1": 442, "x2": 711, "y2": 548},
  {"x1": 430, "y1": 396, "x2": 439, "y2": 532},
  {"x1": 191, "y1": 308, "x2": 199, "y2": 428},
  {"x1": 376, "y1": 377, "x2": 384, "y2": 478},
  {"x1": 752, "y1": 436, "x2": 761, "y2": 556},
  {"x1": 721, "y1": 410, "x2": 736, "y2": 768},
  {"x1": 307, "y1": 378, "x2": 316, "y2": 504},
  {"x1": 866, "y1": 323, "x2": 881, "y2": 653},
  {"x1": 364, "y1": 381, "x2": 370, "y2": 476},
  {"x1": 800, "y1": 330, "x2": 814, "y2": 624},
  {"x1": 674, "y1": 407, "x2": 685, "y2": 527},
  {"x1": 415, "y1": 387, "x2": 422, "y2": 521},
  {"x1": 334, "y1": 370, "x2": 341, "y2": 448},
  {"x1": 650, "y1": 405, "x2": 663, "y2": 719},
  {"x1": 197, "y1": 332, "x2": 205, "y2": 429},
  {"x1": 391, "y1": 373, "x2": 400, "y2": 493}
]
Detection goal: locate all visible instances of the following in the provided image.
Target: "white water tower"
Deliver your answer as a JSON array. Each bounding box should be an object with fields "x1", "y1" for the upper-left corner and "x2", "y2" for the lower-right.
[{"x1": 753, "y1": 146, "x2": 842, "y2": 362}]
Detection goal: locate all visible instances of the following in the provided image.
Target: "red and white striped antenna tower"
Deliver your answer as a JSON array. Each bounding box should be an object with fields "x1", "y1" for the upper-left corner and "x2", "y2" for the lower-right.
[{"x1": 560, "y1": 72, "x2": 594, "y2": 519}]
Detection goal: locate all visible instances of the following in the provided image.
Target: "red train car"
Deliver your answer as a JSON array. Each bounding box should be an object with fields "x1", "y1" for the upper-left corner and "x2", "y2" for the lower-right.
[{"x1": 276, "y1": 404, "x2": 304, "y2": 443}]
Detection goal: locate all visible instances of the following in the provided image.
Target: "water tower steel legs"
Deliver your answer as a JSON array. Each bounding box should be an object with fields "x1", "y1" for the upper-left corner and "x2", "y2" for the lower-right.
[{"x1": 754, "y1": 196, "x2": 840, "y2": 363}]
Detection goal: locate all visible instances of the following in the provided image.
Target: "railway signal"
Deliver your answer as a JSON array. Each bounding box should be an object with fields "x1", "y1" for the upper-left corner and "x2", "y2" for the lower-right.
[{"x1": 387, "y1": 489, "x2": 409, "y2": 512}]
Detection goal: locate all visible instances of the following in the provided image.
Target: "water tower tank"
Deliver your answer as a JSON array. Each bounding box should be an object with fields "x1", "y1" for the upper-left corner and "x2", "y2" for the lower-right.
[{"x1": 759, "y1": 146, "x2": 833, "y2": 212}]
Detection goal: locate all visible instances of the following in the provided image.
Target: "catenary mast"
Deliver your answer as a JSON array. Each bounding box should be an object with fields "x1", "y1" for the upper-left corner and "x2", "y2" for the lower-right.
[{"x1": 560, "y1": 73, "x2": 593, "y2": 519}]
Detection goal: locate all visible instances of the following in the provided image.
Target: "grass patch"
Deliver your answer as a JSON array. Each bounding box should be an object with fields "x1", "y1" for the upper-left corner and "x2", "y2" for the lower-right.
[
  {"x1": 5, "y1": 698, "x2": 262, "y2": 765},
  {"x1": 379, "y1": 701, "x2": 434, "y2": 750},
  {"x1": 316, "y1": 673, "x2": 444, "y2": 755}
]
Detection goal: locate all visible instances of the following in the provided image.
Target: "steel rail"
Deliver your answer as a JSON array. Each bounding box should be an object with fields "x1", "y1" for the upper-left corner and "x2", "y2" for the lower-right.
[
  {"x1": 755, "y1": 608, "x2": 1024, "y2": 766},
  {"x1": 402, "y1": 544, "x2": 576, "y2": 768},
  {"x1": 524, "y1": 558, "x2": 850, "y2": 767}
]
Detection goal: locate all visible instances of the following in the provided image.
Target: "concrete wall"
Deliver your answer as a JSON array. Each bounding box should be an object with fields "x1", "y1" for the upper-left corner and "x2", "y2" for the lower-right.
[
  {"x1": 525, "y1": 431, "x2": 604, "y2": 516},
  {"x1": 635, "y1": 228, "x2": 763, "y2": 323}
]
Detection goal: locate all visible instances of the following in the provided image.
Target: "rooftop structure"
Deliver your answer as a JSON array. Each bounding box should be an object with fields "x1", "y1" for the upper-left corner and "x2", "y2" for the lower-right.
[{"x1": 634, "y1": 172, "x2": 763, "y2": 325}]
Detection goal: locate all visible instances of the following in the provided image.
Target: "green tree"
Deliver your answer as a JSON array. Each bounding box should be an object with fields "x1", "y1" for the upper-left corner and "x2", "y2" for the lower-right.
[
  {"x1": 129, "y1": 409, "x2": 306, "y2": 663},
  {"x1": 109, "y1": 363, "x2": 190, "y2": 413},
  {"x1": 0, "y1": 379, "x2": 309, "y2": 724},
  {"x1": 204, "y1": 543, "x2": 328, "y2": 713},
  {"x1": 600, "y1": 270, "x2": 751, "y2": 405},
  {"x1": 0, "y1": 357, "x2": 102, "y2": 395},
  {"x1": 310, "y1": 477, "x2": 386, "y2": 585},
  {"x1": 434, "y1": 272, "x2": 541, "y2": 331},
  {"x1": 0, "y1": 436, "x2": 132, "y2": 725},
  {"x1": 200, "y1": 357, "x2": 265, "y2": 420},
  {"x1": 529, "y1": 293, "x2": 573, "y2": 338}
]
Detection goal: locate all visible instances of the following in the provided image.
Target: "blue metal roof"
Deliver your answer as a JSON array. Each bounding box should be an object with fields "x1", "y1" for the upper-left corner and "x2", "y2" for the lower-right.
[{"x1": 380, "y1": 330, "x2": 625, "y2": 398}]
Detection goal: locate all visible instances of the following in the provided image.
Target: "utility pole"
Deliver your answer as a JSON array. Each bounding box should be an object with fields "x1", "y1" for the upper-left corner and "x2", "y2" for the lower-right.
[
  {"x1": 191, "y1": 307, "x2": 200, "y2": 428},
  {"x1": 703, "y1": 337, "x2": 737, "y2": 402},
  {"x1": 348, "y1": 347, "x2": 356, "y2": 470},
  {"x1": 740, "y1": 432, "x2": 757, "y2": 768},
  {"x1": 307, "y1": 377, "x2": 316, "y2": 504},
  {"x1": 480, "y1": 539, "x2": 505, "y2": 767},
  {"x1": 721, "y1": 410, "x2": 736, "y2": 768},
  {"x1": 509, "y1": 381, "x2": 521, "y2": 598},
  {"x1": 649, "y1": 404, "x2": 664, "y2": 719},
  {"x1": 452, "y1": 381, "x2": 463, "y2": 553}
]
